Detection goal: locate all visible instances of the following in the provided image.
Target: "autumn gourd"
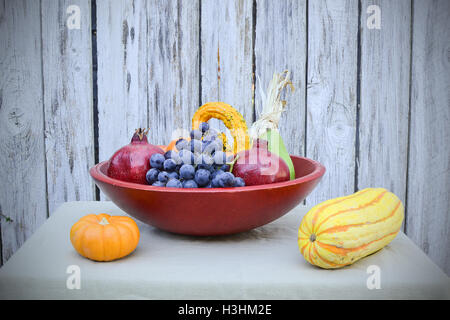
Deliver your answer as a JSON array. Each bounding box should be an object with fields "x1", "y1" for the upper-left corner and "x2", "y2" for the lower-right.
[
  {"x1": 70, "y1": 214, "x2": 140, "y2": 262},
  {"x1": 192, "y1": 102, "x2": 250, "y2": 154},
  {"x1": 298, "y1": 188, "x2": 404, "y2": 269}
]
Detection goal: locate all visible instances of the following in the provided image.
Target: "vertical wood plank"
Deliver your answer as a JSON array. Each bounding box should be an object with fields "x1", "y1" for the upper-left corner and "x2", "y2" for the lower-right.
[
  {"x1": 306, "y1": 0, "x2": 359, "y2": 204},
  {"x1": 201, "y1": 0, "x2": 254, "y2": 133},
  {"x1": 254, "y1": 0, "x2": 307, "y2": 156},
  {"x1": 0, "y1": 0, "x2": 48, "y2": 262},
  {"x1": 41, "y1": 0, "x2": 95, "y2": 214},
  {"x1": 358, "y1": 0, "x2": 411, "y2": 210},
  {"x1": 97, "y1": 0, "x2": 148, "y2": 198},
  {"x1": 97, "y1": 0, "x2": 148, "y2": 159},
  {"x1": 147, "y1": 0, "x2": 200, "y2": 145},
  {"x1": 407, "y1": 0, "x2": 450, "y2": 276}
]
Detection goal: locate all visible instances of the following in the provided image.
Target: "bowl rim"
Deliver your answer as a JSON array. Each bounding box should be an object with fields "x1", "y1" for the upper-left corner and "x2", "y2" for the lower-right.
[{"x1": 90, "y1": 155, "x2": 326, "y2": 193}]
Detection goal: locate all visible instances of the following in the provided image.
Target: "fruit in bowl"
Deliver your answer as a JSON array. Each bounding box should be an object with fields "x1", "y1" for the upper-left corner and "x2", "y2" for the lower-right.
[
  {"x1": 144, "y1": 123, "x2": 246, "y2": 189},
  {"x1": 90, "y1": 155, "x2": 325, "y2": 235},
  {"x1": 90, "y1": 71, "x2": 325, "y2": 235},
  {"x1": 107, "y1": 128, "x2": 164, "y2": 184},
  {"x1": 232, "y1": 138, "x2": 290, "y2": 186}
]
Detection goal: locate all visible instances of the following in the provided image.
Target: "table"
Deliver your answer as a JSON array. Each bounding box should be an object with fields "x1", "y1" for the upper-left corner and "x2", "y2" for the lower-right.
[{"x1": 0, "y1": 201, "x2": 448, "y2": 299}]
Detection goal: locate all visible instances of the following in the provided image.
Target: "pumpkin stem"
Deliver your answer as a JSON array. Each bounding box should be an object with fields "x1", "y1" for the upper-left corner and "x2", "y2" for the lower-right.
[
  {"x1": 99, "y1": 217, "x2": 110, "y2": 226},
  {"x1": 309, "y1": 234, "x2": 316, "y2": 242}
]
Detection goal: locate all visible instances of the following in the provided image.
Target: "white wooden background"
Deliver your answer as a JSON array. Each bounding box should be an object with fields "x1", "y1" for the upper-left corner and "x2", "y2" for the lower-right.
[{"x1": 0, "y1": 0, "x2": 449, "y2": 276}]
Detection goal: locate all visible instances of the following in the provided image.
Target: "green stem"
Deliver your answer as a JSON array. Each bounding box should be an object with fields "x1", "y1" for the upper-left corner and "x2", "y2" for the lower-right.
[{"x1": 227, "y1": 154, "x2": 240, "y2": 172}]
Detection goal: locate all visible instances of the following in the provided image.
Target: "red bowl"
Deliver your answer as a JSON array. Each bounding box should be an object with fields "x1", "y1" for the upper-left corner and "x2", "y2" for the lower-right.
[{"x1": 90, "y1": 156, "x2": 325, "y2": 236}]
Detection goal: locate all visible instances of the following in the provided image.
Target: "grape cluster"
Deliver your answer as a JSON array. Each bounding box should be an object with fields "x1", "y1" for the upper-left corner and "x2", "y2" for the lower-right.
[{"x1": 146, "y1": 122, "x2": 245, "y2": 188}]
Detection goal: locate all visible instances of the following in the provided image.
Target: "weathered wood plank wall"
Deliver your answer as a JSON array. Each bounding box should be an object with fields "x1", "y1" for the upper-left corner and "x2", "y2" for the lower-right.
[
  {"x1": 41, "y1": 0, "x2": 96, "y2": 214},
  {"x1": 0, "y1": 0, "x2": 448, "y2": 275},
  {"x1": 0, "y1": 0, "x2": 48, "y2": 263},
  {"x1": 147, "y1": 0, "x2": 200, "y2": 145},
  {"x1": 406, "y1": 0, "x2": 450, "y2": 276},
  {"x1": 358, "y1": 0, "x2": 411, "y2": 227},
  {"x1": 201, "y1": 0, "x2": 254, "y2": 139},
  {"x1": 306, "y1": 0, "x2": 359, "y2": 204},
  {"x1": 97, "y1": 0, "x2": 149, "y2": 199},
  {"x1": 255, "y1": 0, "x2": 307, "y2": 157}
]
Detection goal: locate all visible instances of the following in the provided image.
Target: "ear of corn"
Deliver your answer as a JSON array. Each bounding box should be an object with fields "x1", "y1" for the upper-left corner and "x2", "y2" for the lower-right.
[{"x1": 192, "y1": 102, "x2": 250, "y2": 154}]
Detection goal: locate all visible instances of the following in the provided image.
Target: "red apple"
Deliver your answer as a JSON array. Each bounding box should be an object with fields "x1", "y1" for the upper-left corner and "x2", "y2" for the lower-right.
[{"x1": 232, "y1": 140, "x2": 290, "y2": 186}]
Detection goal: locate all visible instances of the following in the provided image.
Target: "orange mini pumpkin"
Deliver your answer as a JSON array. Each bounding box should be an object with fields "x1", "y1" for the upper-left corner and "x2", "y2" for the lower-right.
[{"x1": 70, "y1": 214, "x2": 140, "y2": 262}]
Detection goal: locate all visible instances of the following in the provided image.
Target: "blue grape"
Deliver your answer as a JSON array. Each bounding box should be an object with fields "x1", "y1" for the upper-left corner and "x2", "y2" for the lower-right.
[
  {"x1": 213, "y1": 151, "x2": 227, "y2": 165},
  {"x1": 175, "y1": 138, "x2": 189, "y2": 151},
  {"x1": 198, "y1": 154, "x2": 214, "y2": 167},
  {"x1": 180, "y1": 164, "x2": 195, "y2": 180},
  {"x1": 150, "y1": 153, "x2": 165, "y2": 169},
  {"x1": 219, "y1": 172, "x2": 234, "y2": 187},
  {"x1": 179, "y1": 150, "x2": 195, "y2": 165},
  {"x1": 193, "y1": 153, "x2": 202, "y2": 165},
  {"x1": 190, "y1": 129, "x2": 203, "y2": 140},
  {"x1": 152, "y1": 181, "x2": 166, "y2": 187},
  {"x1": 195, "y1": 169, "x2": 211, "y2": 187},
  {"x1": 169, "y1": 151, "x2": 182, "y2": 165},
  {"x1": 203, "y1": 153, "x2": 214, "y2": 164},
  {"x1": 163, "y1": 158, "x2": 177, "y2": 172},
  {"x1": 168, "y1": 171, "x2": 179, "y2": 180},
  {"x1": 211, "y1": 177, "x2": 221, "y2": 188},
  {"x1": 203, "y1": 132, "x2": 217, "y2": 142},
  {"x1": 164, "y1": 150, "x2": 174, "y2": 159},
  {"x1": 182, "y1": 179, "x2": 198, "y2": 188},
  {"x1": 145, "y1": 168, "x2": 159, "y2": 184},
  {"x1": 158, "y1": 171, "x2": 169, "y2": 183},
  {"x1": 166, "y1": 179, "x2": 182, "y2": 188},
  {"x1": 221, "y1": 164, "x2": 230, "y2": 172},
  {"x1": 211, "y1": 169, "x2": 224, "y2": 180},
  {"x1": 207, "y1": 165, "x2": 216, "y2": 174},
  {"x1": 197, "y1": 164, "x2": 212, "y2": 172},
  {"x1": 233, "y1": 177, "x2": 245, "y2": 187},
  {"x1": 199, "y1": 122, "x2": 210, "y2": 133},
  {"x1": 201, "y1": 140, "x2": 212, "y2": 152},
  {"x1": 189, "y1": 139, "x2": 202, "y2": 153},
  {"x1": 203, "y1": 140, "x2": 222, "y2": 155}
]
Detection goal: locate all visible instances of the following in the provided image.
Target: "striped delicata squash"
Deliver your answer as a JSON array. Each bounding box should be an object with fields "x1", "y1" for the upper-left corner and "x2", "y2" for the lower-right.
[{"x1": 298, "y1": 188, "x2": 404, "y2": 269}]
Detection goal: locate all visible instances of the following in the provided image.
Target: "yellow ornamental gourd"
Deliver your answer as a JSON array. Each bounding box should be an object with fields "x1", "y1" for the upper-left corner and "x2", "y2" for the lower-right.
[
  {"x1": 192, "y1": 102, "x2": 250, "y2": 154},
  {"x1": 298, "y1": 188, "x2": 404, "y2": 269},
  {"x1": 70, "y1": 214, "x2": 140, "y2": 262}
]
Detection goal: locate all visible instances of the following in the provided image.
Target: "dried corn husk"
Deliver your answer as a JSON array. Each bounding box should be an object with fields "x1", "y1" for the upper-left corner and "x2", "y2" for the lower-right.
[{"x1": 249, "y1": 70, "x2": 294, "y2": 140}]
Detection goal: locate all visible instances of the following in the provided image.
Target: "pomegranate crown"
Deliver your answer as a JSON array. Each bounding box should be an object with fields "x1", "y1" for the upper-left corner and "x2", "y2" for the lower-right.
[{"x1": 131, "y1": 128, "x2": 149, "y2": 142}]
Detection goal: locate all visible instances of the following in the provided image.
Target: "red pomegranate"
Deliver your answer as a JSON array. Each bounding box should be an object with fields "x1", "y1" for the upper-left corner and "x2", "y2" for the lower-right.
[
  {"x1": 107, "y1": 129, "x2": 164, "y2": 184},
  {"x1": 232, "y1": 139, "x2": 290, "y2": 186}
]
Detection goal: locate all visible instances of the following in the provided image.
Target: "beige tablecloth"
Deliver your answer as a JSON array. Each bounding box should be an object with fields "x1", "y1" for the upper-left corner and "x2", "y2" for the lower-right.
[{"x1": 0, "y1": 201, "x2": 448, "y2": 299}]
